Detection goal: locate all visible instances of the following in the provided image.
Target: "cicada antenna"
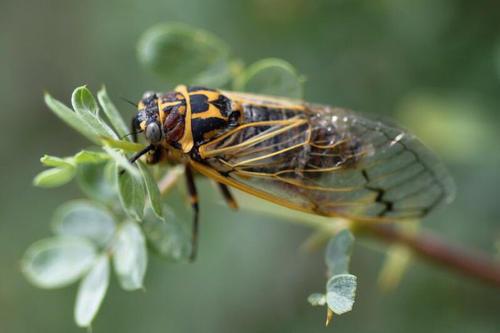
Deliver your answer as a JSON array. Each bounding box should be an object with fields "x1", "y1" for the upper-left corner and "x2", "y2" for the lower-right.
[{"x1": 120, "y1": 97, "x2": 138, "y2": 108}]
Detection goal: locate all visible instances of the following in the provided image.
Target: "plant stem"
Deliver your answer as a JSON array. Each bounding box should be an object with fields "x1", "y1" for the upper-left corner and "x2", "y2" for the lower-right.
[
  {"x1": 358, "y1": 224, "x2": 500, "y2": 287},
  {"x1": 211, "y1": 192, "x2": 500, "y2": 287},
  {"x1": 158, "y1": 166, "x2": 183, "y2": 195}
]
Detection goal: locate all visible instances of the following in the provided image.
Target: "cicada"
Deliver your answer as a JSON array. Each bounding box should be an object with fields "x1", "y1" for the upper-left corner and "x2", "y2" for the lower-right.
[{"x1": 129, "y1": 85, "x2": 455, "y2": 257}]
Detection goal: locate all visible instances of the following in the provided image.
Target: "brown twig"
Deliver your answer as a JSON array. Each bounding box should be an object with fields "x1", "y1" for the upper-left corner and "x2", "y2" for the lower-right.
[
  {"x1": 358, "y1": 224, "x2": 500, "y2": 287},
  {"x1": 238, "y1": 193, "x2": 500, "y2": 286}
]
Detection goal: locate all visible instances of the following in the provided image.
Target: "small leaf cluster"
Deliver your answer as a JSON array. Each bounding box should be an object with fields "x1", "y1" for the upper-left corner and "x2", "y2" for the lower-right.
[
  {"x1": 308, "y1": 229, "x2": 357, "y2": 325},
  {"x1": 23, "y1": 86, "x2": 191, "y2": 328},
  {"x1": 137, "y1": 22, "x2": 305, "y2": 96}
]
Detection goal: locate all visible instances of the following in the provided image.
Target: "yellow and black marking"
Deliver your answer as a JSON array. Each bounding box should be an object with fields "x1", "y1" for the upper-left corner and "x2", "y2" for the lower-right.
[
  {"x1": 167, "y1": 85, "x2": 236, "y2": 153},
  {"x1": 129, "y1": 85, "x2": 455, "y2": 258}
]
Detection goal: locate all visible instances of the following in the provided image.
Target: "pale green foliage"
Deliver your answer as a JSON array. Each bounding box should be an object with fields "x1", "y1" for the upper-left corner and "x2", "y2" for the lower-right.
[
  {"x1": 44, "y1": 93, "x2": 100, "y2": 144},
  {"x1": 116, "y1": 164, "x2": 146, "y2": 221},
  {"x1": 74, "y1": 255, "x2": 110, "y2": 327},
  {"x1": 72, "y1": 85, "x2": 99, "y2": 116},
  {"x1": 308, "y1": 229, "x2": 357, "y2": 319},
  {"x1": 22, "y1": 237, "x2": 97, "y2": 289},
  {"x1": 307, "y1": 293, "x2": 327, "y2": 306},
  {"x1": 77, "y1": 161, "x2": 116, "y2": 203},
  {"x1": 137, "y1": 23, "x2": 233, "y2": 87},
  {"x1": 33, "y1": 166, "x2": 76, "y2": 188},
  {"x1": 139, "y1": 163, "x2": 163, "y2": 218},
  {"x1": 102, "y1": 138, "x2": 145, "y2": 152},
  {"x1": 52, "y1": 200, "x2": 116, "y2": 247},
  {"x1": 74, "y1": 150, "x2": 109, "y2": 164},
  {"x1": 71, "y1": 86, "x2": 117, "y2": 139},
  {"x1": 142, "y1": 206, "x2": 192, "y2": 261},
  {"x1": 103, "y1": 146, "x2": 141, "y2": 179},
  {"x1": 97, "y1": 86, "x2": 130, "y2": 138},
  {"x1": 234, "y1": 58, "x2": 305, "y2": 98},
  {"x1": 40, "y1": 154, "x2": 75, "y2": 168},
  {"x1": 377, "y1": 243, "x2": 412, "y2": 291},
  {"x1": 325, "y1": 229, "x2": 355, "y2": 276},
  {"x1": 326, "y1": 274, "x2": 357, "y2": 314},
  {"x1": 112, "y1": 222, "x2": 148, "y2": 290},
  {"x1": 28, "y1": 84, "x2": 195, "y2": 327}
]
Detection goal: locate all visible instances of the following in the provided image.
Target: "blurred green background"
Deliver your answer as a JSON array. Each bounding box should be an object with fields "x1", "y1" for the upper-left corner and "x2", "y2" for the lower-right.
[{"x1": 1, "y1": 0, "x2": 500, "y2": 332}]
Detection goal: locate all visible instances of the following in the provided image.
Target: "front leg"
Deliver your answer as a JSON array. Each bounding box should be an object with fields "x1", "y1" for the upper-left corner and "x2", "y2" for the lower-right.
[
  {"x1": 184, "y1": 165, "x2": 200, "y2": 261},
  {"x1": 119, "y1": 144, "x2": 154, "y2": 175}
]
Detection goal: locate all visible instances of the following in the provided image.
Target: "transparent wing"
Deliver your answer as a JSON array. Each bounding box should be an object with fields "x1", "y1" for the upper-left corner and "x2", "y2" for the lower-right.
[{"x1": 198, "y1": 105, "x2": 455, "y2": 222}]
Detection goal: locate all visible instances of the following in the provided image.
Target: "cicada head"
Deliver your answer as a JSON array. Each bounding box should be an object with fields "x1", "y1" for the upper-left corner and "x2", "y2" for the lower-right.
[{"x1": 132, "y1": 91, "x2": 163, "y2": 144}]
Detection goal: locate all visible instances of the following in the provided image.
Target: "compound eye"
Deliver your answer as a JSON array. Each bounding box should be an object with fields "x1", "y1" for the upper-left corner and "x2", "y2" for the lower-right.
[{"x1": 145, "y1": 122, "x2": 162, "y2": 143}]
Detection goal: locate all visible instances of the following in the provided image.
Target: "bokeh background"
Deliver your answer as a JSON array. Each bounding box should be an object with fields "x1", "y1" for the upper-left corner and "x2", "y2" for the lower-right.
[{"x1": 1, "y1": 0, "x2": 500, "y2": 332}]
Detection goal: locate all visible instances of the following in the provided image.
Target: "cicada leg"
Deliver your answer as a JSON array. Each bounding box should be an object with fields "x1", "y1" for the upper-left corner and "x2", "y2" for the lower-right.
[
  {"x1": 119, "y1": 144, "x2": 154, "y2": 176},
  {"x1": 217, "y1": 183, "x2": 238, "y2": 210},
  {"x1": 184, "y1": 165, "x2": 200, "y2": 261}
]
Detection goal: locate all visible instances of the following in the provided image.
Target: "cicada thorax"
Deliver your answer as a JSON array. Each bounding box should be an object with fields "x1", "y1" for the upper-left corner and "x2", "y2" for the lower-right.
[{"x1": 157, "y1": 85, "x2": 241, "y2": 155}]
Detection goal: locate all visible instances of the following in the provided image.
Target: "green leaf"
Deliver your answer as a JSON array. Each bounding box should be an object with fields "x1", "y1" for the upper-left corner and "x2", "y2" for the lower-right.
[
  {"x1": 74, "y1": 255, "x2": 110, "y2": 328},
  {"x1": 112, "y1": 222, "x2": 147, "y2": 290},
  {"x1": 74, "y1": 150, "x2": 109, "y2": 164},
  {"x1": 21, "y1": 237, "x2": 97, "y2": 289},
  {"x1": 307, "y1": 293, "x2": 327, "y2": 306},
  {"x1": 97, "y1": 86, "x2": 130, "y2": 138},
  {"x1": 102, "y1": 138, "x2": 145, "y2": 153},
  {"x1": 234, "y1": 58, "x2": 304, "y2": 98},
  {"x1": 138, "y1": 163, "x2": 163, "y2": 218},
  {"x1": 76, "y1": 161, "x2": 116, "y2": 203},
  {"x1": 116, "y1": 164, "x2": 145, "y2": 221},
  {"x1": 71, "y1": 86, "x2": 118, "y2": 140},
  {"x1": 194, "y1": 57, "x2": 234, "y2": 89},
  {"x1": 137, "y1": 23, "x2": 232, "y2": 87},
  {"x1": 326, "y1": 274, "x2": 357, "y2": 315},
  {"x1": 52, "y1": 200, "x2": 116, "y2": 247},
  {"x1": 33, "y1": 166, "x2": 76, "y2": 188},
  {"x1": 142, "y1": 207, "x2": 191, "y2": 261},
  {"x1": 71, "y1": 85, "x2": 99, "y2": 116},
  {"x1": 103, "y1": 146, "x2": 141, "y2": 179},
  {"x1": 377, "y1": 244, "x2": 412, "y2": 292},
  {"x1": 44, "y1": 93, "x2": 100, "y2": 144},
  {"x1": 40, "y1": 155, "x2": 74, "y2": 168},
  {"x1": 325, "y1": 229, "x2": 355, "y2": 276}
]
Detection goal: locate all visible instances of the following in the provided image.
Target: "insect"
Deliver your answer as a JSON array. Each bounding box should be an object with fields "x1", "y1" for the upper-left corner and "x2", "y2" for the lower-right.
[{"x1": 129, "y1": 85, "x2": 455, "y2": 258}]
